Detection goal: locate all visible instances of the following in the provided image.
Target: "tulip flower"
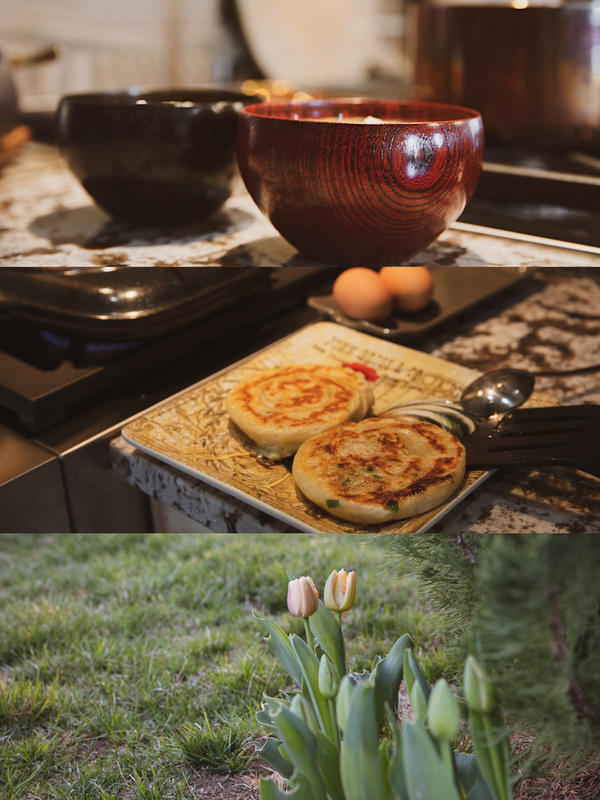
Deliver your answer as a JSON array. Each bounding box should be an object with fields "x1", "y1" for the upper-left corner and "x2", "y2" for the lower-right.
[
  {"x1": 287, "y1": 576, "x2": 319, "y2": 618},
  {"x1": 464, "y1": 655, "x2": 496, "y2": 713},
  {"x1": 427, "y1": 679, "x2": 460, "y2": 740},
  {"x1": 318, "y1": 654, "x2": 340, "y2": 699},
  {"x1": 324, "y1": 569, "x2": 356, "y2": 613},
  {"x1": 336, "y1": 675, "x2": 355, "y2": 733}
]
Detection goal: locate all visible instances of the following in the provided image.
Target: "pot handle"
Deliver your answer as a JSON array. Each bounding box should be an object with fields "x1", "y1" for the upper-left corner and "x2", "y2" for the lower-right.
[{"x1": 9, "y1": 45, "x2": 61, "y2": 68}]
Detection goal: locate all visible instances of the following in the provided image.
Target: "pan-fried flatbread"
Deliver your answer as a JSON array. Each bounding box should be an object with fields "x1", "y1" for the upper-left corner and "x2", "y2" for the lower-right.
[
  {"x1": 292, "y1": 416, "x2": 465, "y2": 524},
  {"x1": 225, "y1": 364, "x2": 373, "y2": 459}
]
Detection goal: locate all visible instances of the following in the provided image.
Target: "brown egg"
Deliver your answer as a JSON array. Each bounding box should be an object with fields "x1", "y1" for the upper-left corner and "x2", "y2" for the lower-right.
[
  {"x1": 379, "y1": 267, "x2": 434, "y2": 312},
  {"x1": 333, "y1": 268, "x2": 394, "y2": 322}
]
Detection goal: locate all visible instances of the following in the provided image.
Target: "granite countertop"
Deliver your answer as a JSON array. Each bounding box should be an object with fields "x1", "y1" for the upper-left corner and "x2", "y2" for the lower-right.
[
  {"x1": 110, "y1": 269, "x2": 600, "y2": 533},
  {"x1": 2, "y1": 143, "x2": 600, "y2": 267}
]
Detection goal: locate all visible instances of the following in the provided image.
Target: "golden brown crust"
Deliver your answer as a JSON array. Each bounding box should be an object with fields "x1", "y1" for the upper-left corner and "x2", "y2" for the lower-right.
[
  {"x1": 292, "y1": 417, "x2": 465, "y2": 523},
  {"x1": 225, "y1": 364, "x2": 373, "y2": 457}
]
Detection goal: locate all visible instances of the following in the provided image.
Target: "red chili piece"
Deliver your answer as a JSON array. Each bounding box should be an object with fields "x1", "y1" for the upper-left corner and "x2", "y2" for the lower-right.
[{"x1": 342, "y1": 362, "x2": 379, "y2": 382}]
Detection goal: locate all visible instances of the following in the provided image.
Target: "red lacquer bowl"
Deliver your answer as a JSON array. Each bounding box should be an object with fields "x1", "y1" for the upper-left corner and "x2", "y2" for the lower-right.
[{"x1": 237, "y1": 99, "x2": 484, "y2": 265}]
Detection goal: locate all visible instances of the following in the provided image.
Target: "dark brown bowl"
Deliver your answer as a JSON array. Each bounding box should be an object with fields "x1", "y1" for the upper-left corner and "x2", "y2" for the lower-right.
[
  {"x1": 237, "y1": 99, "x2": 484, "y2": 265},
  {"x1": 57, "y1": 88, "x2": 257, "y2": 224}
]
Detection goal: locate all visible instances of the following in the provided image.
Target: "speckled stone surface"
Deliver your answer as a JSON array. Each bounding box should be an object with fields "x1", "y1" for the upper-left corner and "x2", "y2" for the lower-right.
[
  {"x1": 2, "y1": 143, "x2": 600, "y2": 266},
  {"x1": 110, "y1": 270, "x2": 600, "y2": 533}
]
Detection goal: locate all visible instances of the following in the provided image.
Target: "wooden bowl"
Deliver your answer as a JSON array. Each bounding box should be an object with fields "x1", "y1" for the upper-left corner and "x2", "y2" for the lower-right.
[
  {"x1": 57, "y1": 89, "x2": 257, "y2": 225},
  {"x1": 237, "y1": 99, "x2": 484, "y2": 265}
]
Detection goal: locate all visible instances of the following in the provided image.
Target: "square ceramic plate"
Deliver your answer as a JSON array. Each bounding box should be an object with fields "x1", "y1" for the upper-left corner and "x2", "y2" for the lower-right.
[{"x1": 121, "y1": 321, "x2": 512, "y2": 533}]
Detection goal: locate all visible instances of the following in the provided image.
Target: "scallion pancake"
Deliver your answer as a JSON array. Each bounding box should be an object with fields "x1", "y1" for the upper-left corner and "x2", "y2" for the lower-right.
[
  {"x1": 292, "y1": 416, "x2": 465, "y2": 523},
  {"x1": 226, "y1": 364, "x2": 373, "y2": 460}
]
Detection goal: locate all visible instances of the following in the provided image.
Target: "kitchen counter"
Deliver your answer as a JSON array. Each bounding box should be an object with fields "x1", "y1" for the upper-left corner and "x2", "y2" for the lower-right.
[
  {"x1": 110, "y1": 269, "x2": 600, "y2": 533},
  {"x1": 2, "y1": 143, "x2": 600, "y2": 267}
]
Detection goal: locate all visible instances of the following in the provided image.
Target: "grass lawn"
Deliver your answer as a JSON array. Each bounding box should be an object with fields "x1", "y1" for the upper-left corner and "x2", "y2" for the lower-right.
[{"x1": 0, "y1": 533, "x2": 451, "y2": 800}]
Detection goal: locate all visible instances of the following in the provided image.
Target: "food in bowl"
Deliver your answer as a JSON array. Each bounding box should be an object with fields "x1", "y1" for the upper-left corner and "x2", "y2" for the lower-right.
[
  {"x1": 57, "y1": 88, "x2": 257, "y2": 224},
  {"x1": 225, "y1": 364, "x2": 374, "y2": 460},
  {"x1": 237, "y1": 98, "x2": 484, "y2": 265},
  {"x1": 292, "y1": 416, "x2": 466, "y2": 524}
]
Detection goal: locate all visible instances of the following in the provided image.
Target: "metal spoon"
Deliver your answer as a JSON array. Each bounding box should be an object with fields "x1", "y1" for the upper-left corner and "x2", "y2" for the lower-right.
[{"x1": 460, "y1": 363, "x2": 600, "y2": 417}]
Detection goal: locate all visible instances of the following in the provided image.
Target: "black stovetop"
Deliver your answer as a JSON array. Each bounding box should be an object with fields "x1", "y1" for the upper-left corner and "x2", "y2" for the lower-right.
[
  {"x1": 0, "y1": 266, "x2": 338, "y2": 435},
  {"x1": 460, "y1": 146, "x2": 600, "y2": 247}
]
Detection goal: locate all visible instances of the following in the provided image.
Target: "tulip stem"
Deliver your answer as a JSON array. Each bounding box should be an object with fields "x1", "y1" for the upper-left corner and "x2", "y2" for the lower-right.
[
  {"x1": 329, "y1": 697, "x2": 340, "y2": 747},
  {"x1": 481, "y1": 712, "x2": 509, "y2": 800},
  {"x1": 337, "y1": 611, "x2": 342, "y2": 627},
  {"x1": 440, "y1": 738, "x2": 455, "y2": 781},
  {"x1": 303, "y1": 619, "x2": 315, "y2": 653}
]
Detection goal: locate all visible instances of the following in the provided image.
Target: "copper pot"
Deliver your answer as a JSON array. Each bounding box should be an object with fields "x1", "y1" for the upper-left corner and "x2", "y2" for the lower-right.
[{"x1": 408, "y1": 1, "x2": 600, "y2": 152}]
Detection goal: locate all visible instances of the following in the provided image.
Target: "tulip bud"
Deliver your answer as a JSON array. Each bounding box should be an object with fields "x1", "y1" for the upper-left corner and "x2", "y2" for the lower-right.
[
  {"x1": 409, "y1": 680, "x2": 428, "y2": 722},
  {"x1": 464, "y1": 656, "x2": 496, "y2": 713},
  {"x1": 324, "y1": 569, "x2": 356, "y2": 613},
  {"x1": 287, "y1": 576, "x2": 319, "y2": 618},
  {"x1": 318, "y1": 654, "x2": 340, "y2": 699},
  {"x1": 427, "y1": 679, "x2": 460, "y2": 740},
  {"x1": 336, "y1": 674, "x2": 355, "y2": 732}
]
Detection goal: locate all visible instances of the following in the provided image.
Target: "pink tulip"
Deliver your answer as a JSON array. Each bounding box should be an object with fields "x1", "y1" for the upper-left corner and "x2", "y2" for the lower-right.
[{"x1": 287, "y1": 576, "x2": 319, "y2": 618}]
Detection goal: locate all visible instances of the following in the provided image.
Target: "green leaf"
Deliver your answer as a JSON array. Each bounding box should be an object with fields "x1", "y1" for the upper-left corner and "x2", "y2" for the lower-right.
[
  {"x1": 373, "y1": 634, "x2": 412, "y2": 727},
  {"x1": 253, "y1": 611, "x2": 303, "y2": 687},
  {"x1": 290, "y1": 693, "x2": 320, "y2": 735},
  {"x1": 257, "y1": 695, "x2": 290, "y2": 735},
  {"x1": 468, "y1": 709, "x2": 512, "y2": 800},
  {"x1": 291, "y1": 634, "x2": 335, "y2": 740},
  {"x1": 256, "y1": 708, "x2": 277, "y2": 735},
  {"x1": 402, "y1": 718, "x2": 461, "y2": 800},
  {"x1": 271, "y1": 705, "x2": 327, "y2": 800},
  {"x1": 257, "y1": 737, "x2": 294, "y2": 780},
  {"x1": 387, "y1": 711, "x2": 409, "y2": 800},
  {"x1": 454, "y1": 753, "x2": 495, "y2": 800},
  {"x1": 308, "y1": 600, "x2": 346, "y2": 678},
  {"x1": 315, "y1": 729, "x2": 345, "y2": 800},
  {"x1": 409, "y1": 681, "x2": 428, "y2": 723},
  {"x1": 402, "y1": 648, "x2": 431, "y2": 703},
  {"x1": 340, "y1": 683, "x2": 386, "y2": 800},
  {"x1": 259, "y1": 773, "x2": 314, "y2": 800},
  {"x1": 379, "y1": 739, "x2": 396, "y2": 800}
]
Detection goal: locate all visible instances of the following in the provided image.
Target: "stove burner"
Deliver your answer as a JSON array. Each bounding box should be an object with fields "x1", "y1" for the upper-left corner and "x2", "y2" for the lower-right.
[{"x1": 39, "y1": 330, "x2": 139, "y2": 366}]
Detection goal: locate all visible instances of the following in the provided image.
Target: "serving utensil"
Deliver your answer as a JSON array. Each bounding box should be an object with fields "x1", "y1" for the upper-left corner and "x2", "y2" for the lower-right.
[
  {"x1": 464, "y1": 404, "x2": 600, "y2": 478},
  {"x1": 460, "y1": 364, "x2": 600, "y2": 417}
]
